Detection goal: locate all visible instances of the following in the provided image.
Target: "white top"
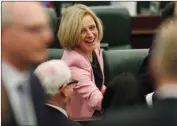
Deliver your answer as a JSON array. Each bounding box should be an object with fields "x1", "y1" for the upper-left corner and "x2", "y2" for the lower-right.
[
  {"x1": 46, "y1": 104, "x2": 68, "y2": 117},
  {"x1": 2, "y1": 61, "x2": 37, "y2": 125},
  {"x1": 145, "y1": 92, "x2": 154, "y2": 107}
]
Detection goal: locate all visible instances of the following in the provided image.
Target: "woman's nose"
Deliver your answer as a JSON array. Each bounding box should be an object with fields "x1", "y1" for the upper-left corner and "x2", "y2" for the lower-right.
[{"x1": 87, "y1": 30, "x2": 94, "y2": 38}]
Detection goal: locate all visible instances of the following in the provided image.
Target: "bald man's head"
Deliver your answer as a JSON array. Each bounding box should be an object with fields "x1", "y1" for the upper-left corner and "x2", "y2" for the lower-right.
[
  {"x1": 2, "y1": 2, "x2": 45, "y2": 27},
  {"x1": 2, "y1": 2, "x2": 52, "y2": 71}
]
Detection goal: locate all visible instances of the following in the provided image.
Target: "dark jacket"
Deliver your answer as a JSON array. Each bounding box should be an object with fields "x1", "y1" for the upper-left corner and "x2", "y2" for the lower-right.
[
  {"x1": 88, "y1": 98, "x2": 177, "y2": 126},
  {"x1": 45, "y1": 105, "x2": 82, "y2": 126},
  {"x1": 102, "y1": 73, "x2": 145, "y2": 113},
  {"x1": 2, "y1": 73, "x2": 48, "y2": 126}
]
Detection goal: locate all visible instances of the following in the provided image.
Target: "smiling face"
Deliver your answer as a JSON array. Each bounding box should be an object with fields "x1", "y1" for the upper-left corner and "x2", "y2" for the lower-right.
[{"x1": 78, "y1": 14, "x2": 99, "y2": 55}]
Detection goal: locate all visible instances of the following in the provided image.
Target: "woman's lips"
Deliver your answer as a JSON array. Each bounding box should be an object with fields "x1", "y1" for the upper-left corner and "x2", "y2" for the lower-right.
[{"x1": 85, "y1": 39, "x2": 95, "y2": 44}]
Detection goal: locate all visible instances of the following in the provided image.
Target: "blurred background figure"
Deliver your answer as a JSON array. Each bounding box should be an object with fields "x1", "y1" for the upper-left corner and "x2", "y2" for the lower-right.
[
  {"x1": 175, "y1": 2, "x2": 177, "y2": 16},
  {"x1": 34, "y1": 60, "x2": 82, "y2": 126},
  {"x1": 87, "y1": 17, "x2": 177, "y2": 126},
  {"x1": 161, "y1": 2, "x2": 177, "y2": 19},
  {"x1": 42, "y1": 1, "x2": 49, "y2": 7},
  {"x1": 59, "y1": 4, "x2": 106, "y2": 119},
  {"x1": 102, "y1": 73, "x2": 145, "y2": 114},
  {"x1": 1, "y1": 1, "x2": 52, "y2": 126}
]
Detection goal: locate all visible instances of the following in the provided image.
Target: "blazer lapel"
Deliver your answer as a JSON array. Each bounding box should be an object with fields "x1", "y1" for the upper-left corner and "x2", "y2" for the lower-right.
[{"x1": 75, "y1": 48, "x2": 95, "y2": 82}]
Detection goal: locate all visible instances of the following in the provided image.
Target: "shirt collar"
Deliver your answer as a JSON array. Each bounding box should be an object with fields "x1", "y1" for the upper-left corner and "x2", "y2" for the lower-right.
[
  {"x1": 2, "y1": 61, "x2": 30, "y2": 89},
  {"x1": 46, "y1": 104, "x2": 68, "y2": 117}
]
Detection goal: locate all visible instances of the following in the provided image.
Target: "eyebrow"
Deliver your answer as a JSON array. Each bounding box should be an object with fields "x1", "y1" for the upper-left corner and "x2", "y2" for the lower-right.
[
  {"x1": 67, "y1": 81, "x2": 78, "y2": 85},
  {"x1": 82, "y1": 24, "x2": 96, "y2": 29}
]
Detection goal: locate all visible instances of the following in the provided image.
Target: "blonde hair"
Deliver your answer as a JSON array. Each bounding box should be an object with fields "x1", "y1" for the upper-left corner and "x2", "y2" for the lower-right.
[
  {"x1": 58, "y1": 4, "x2": 103, "y2": 50},
  {"x1": 152, "y1": 17, "x2": 177, "y2": 77}
]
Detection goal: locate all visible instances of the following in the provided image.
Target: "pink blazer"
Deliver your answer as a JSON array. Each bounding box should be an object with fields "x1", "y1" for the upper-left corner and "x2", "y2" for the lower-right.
[{"x1": 61, "y1": 47, "x2": 106, "y2": 119}]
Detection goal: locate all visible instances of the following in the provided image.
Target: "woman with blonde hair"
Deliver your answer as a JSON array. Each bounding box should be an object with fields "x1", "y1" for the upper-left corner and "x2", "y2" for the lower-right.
[{"x1": 58, "y1": 4, "x2": 106, "y2": 119}]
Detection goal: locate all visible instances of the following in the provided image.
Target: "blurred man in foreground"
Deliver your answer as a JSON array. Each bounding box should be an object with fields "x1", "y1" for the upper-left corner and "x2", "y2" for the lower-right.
[
  {"x1": 2, "y1": 2, "x2": 52, "y2": 126},
  {"x1": 35, "y1": 60, "x2": 82, "y2": 126},
  {"x1": 88, "y1": 17, "x2": 177, "y2": 126}
]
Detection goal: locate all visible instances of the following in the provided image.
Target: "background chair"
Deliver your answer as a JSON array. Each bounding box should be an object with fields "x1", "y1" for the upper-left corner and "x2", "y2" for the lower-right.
[
  {"x1": 46, "y1": 8, "x2": 62, "y2": 48},
  {"x1": 90, "y1": 6, "x2": 132, "y2": 49},
  {"x1": 47, "y1": 49, "x2": 64, "y2": 60},
  {"x1": 103, "y1": 49, "x2": 149, "y2": 85}
]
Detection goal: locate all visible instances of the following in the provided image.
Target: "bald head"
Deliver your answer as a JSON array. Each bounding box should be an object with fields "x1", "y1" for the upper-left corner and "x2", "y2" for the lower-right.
[
  {"x1": 152, "y1": 18, "x2": 177, "y2": 77},
  {"x1": 2, "y1": 2, "x2": 46, "y2": 27},
  {"x1": 2, "y1": 1, "x2": 52, "y2": 71}
]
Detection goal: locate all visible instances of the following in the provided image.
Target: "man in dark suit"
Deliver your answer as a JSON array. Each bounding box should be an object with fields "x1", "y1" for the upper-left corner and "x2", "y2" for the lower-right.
[
  {"x1": 2, "y1": 2, "x2": 53, "y2": 126},
  {"x1": 34, "y1": 60, "x2": 82, "y2": 126},
  {"x1": 88, "y1": 18, "x2": 177, "y2": 126}
]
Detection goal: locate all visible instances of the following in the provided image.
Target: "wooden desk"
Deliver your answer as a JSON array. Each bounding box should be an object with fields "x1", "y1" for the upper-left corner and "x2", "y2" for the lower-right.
[{"x1": 131, "y1": 15, "x2": 162, "y2": 49}]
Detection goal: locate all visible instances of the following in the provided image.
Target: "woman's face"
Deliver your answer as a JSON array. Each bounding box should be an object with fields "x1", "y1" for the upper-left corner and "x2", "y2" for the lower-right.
[{"x1": 78, "y1": 14, "x2": 99, "y2": 55}]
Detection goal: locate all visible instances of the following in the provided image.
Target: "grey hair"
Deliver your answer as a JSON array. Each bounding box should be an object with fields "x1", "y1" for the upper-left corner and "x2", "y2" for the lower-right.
[
  {"x1": 2, "y1": 2, "x2": 13, "y2": 27},
  {"x1": 34, "y1": 60, "x2": 71, "y2": 99}
]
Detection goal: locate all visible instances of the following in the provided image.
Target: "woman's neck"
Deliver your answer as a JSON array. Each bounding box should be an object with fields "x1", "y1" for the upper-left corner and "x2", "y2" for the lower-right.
[{"x1": 87, "y1": 52, "x2": 93, "y2": 63}]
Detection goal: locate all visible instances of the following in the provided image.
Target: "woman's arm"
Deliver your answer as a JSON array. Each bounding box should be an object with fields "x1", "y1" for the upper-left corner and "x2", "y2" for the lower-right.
[{"x1": 70, "y1": 61, "x2": 104, "y2": 111}]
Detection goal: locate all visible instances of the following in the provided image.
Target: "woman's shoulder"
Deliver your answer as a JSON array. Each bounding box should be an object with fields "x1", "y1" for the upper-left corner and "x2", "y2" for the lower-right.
[
  {"x1": 62, "y1": 49, "x2": 90, "y2": 68},
  {"x1": 62, "y1": 49, "x2": 86, "y2": 60}
]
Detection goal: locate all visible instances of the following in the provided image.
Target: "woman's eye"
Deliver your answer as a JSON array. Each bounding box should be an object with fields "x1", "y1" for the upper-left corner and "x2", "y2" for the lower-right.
[
  {"x1": 81, "y1": 29, "x2": 86, "y2": 34},
  {"x1": 90, "y1": 25, "x2": 95, "y2": 30}
]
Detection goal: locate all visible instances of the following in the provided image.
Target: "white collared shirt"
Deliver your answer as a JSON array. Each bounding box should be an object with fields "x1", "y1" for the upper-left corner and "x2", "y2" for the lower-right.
[
  {"x1": 2, "y1": 61, "x2": 37, "y2": 125},
  {"x1": 145, "y1": 92, "x2": 154, "y2": 107},
  {"x1": 46, "y1": 104, "x2": 68, "y2": 117}
]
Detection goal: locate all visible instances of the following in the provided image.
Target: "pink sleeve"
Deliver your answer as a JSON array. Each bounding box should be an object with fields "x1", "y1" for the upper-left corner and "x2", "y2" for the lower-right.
[{"x1": 70, "y1": 61, "x2": 103, "y2": 111}]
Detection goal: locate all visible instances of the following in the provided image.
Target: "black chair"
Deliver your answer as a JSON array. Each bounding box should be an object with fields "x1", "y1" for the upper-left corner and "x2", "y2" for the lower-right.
[
  {"x1": 103, "y1": 49, "x2": 149, "y2": 85},
  {"x1": 90, "y1": 6, "x2": 131, "y2": 49}
]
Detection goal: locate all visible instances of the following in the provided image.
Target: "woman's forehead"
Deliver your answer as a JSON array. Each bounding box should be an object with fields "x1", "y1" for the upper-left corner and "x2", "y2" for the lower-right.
[{"x1": 82, "y1": 15, "x2": 96, "y2": 28}]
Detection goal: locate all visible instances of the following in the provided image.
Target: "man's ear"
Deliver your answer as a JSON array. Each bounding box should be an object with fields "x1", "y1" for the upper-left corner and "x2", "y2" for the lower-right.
[{"x1": 60, "y1": 84, "x2": 67, "y2": 97}]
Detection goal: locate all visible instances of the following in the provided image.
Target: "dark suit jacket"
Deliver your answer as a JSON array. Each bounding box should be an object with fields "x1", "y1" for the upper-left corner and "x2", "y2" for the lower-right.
[
  {"x1": 2, "y1": 73, "x2": 48, "y2": 126},
  {"x1": 45, "y1": 105, "x2": 82, "y2": 126},
  {"x1": 102, "y1": 73, "x2": 145, "y2": 113},
  {"x1": 87, "y1": 98, "x2": 177, "y2": 126}
]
